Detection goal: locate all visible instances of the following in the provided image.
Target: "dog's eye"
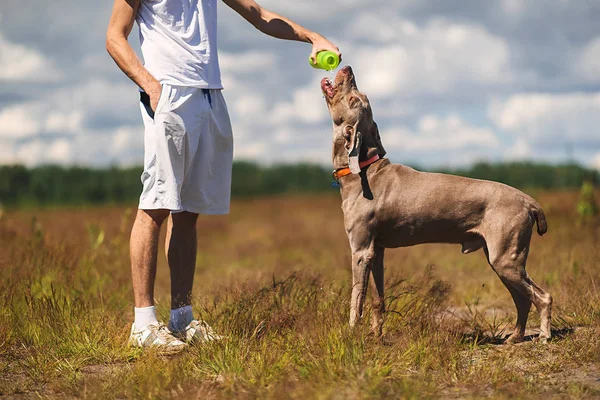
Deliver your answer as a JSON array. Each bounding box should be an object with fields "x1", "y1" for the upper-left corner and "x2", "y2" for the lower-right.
[{"x1": 348, "y1": 96, "x2": 359, "y2": 108}]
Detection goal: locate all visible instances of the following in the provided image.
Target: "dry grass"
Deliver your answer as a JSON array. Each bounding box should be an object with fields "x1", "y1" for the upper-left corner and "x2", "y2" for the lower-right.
[{"x1": 1, "y1": 190, "x2": 599, "y2": 398}]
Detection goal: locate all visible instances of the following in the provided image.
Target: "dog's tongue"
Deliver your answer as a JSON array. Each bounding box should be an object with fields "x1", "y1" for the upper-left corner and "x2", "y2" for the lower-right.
[{"x1": 321, "y1": 77, "x2": 334, "y2": 98}]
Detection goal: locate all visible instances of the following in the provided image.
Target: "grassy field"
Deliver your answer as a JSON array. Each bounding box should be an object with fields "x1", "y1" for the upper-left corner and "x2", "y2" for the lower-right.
[{"x1": 1, "y1": 190, "x2": 599, "y2": 398}]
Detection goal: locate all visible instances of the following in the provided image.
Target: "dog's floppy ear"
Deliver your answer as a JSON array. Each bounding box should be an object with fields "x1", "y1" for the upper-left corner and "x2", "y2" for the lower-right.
[
  {"x1": 345, "y1": 122, "x2": 362, "y2": 174},
  {"x1": 361, "y1": 121, "x2": 386, "y2": 160},
  {"x1": 372, "y1": 122, "x2": 386, "y2": 157}
]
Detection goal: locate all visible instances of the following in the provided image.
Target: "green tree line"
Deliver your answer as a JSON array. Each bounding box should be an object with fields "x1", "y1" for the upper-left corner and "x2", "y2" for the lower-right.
[{"x1": 0, "y1": 161, "x2": 597, "y2": 207}]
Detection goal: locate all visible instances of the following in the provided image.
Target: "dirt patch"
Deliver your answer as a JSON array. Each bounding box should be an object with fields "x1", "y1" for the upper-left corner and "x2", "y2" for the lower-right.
[{"x1": 79, "y1": 363, "x2": 128, "y2": 376}]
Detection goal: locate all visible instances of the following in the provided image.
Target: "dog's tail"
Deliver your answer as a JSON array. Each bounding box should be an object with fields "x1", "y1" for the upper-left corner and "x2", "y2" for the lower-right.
[{"x1": 530, "y1": 204, "x2": 548, "y2": 236}]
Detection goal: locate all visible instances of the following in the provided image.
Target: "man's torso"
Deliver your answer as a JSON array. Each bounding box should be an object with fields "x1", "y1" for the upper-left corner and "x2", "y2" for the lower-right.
[{"x1": 136, "y1": 0, "x2": 222, "y2": 88}]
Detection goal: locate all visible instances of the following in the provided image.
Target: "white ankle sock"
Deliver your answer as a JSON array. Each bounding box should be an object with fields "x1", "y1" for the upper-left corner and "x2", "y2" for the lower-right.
[
  {"x1": 169, "y1": 305, "x2": 194, "y2": 332},
  {"x1": 134, "y1": 306, "x2": 159, "y2": 330}
]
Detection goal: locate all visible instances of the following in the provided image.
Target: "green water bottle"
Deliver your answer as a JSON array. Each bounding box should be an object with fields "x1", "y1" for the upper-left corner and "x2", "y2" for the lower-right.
[{"x1": 310, "y1": 50, "x2": 340, "y2": 71}]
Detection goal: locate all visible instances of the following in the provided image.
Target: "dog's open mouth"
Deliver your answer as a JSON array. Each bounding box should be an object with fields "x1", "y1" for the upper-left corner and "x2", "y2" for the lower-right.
[
  {"x1": 321, "y1": 77, "x2": 335, "y2": 99},
  {"x1": 321, "y1": 66, "x2": 355, "y2": 101}
]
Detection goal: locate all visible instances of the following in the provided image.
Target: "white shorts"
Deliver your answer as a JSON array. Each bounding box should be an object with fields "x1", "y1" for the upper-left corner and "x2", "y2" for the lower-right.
[{"x1": 138, "y1": 84, "x2": 233, "y2": 214}]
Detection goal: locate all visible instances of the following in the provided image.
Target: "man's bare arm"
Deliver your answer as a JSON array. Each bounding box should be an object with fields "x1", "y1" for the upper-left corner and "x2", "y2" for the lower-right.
[
  {"x1": 106, "y1": 0, "x2": 162, "y2": 111},
  {"x1": 222, "y1": 0, "x2": 341, "y2": 64}
]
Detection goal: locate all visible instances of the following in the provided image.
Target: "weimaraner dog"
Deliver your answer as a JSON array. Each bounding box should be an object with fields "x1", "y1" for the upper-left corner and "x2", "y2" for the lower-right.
[{"x1": 321, "y1": 66, "x2": 552, "y2": 344}]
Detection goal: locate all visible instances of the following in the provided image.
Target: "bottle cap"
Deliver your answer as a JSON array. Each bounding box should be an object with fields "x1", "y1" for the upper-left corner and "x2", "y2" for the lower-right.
[{"x1": 310, "y1": 51, "x2": 340, "y2": 71}]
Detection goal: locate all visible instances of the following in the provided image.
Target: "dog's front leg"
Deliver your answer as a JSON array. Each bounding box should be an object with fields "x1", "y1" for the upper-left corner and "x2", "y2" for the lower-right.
[
  {"x1": 349, "y1": 248, "x2": 375, "y2": 328},
  {"x1": 369, "y1": 246, "x2": 385, "y2": 337}
]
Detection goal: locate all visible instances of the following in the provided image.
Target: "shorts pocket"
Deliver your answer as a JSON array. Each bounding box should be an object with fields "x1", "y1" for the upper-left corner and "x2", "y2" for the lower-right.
[{"x1": 140, "y1": 84, "x2": 169, "y2": 121}]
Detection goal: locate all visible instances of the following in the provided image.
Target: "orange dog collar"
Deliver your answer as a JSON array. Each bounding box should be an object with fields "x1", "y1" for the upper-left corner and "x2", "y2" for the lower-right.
[{"x1": 333, "y1": 155, "x2": 380, "y2": 180}]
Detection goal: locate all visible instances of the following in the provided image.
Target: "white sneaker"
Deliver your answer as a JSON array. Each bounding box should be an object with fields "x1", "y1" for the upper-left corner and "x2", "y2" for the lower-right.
[
  {"x1": 170, "y1": 320, "x2": 224, "y2": 344},
  {"x1": 127, "y1": 323, "x2": 187, "y2": 354}
]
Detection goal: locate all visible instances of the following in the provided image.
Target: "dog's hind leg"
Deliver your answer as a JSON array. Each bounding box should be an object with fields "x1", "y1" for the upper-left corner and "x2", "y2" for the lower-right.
[
  {"x1": 484, "y1": 217, "x2": 552, "y2": 343},
  {"x1": 483, "y1": 244, "x2": 531, "y2": 343},
  {"x1": 523, "y1": 274, "x2": 552, "y2": 342},
  {"x1": 369, "y1": 246, "x2": 385, "y2": 337},
  {"x1": 506, "y1": 287, "x2": 533, "y2": 344},
  {"x1": 349, "y1": 244, "x2": 376, "y2": 328}
]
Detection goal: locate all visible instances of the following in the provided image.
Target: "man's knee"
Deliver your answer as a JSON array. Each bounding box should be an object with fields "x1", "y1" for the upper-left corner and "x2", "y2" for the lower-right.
[
  {"x1": 171, "y1": 211, "x2": 198, "y2": 231},
  {"x1": 137, "y1": 209, "x2": 171, "y2": 227}
]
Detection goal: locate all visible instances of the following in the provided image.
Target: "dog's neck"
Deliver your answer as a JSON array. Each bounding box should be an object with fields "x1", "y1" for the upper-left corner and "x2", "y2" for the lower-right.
[
  {"x1": 336, "y1": 158, "x2": 389, "y2": 199},
  {"x1": 332, "y1": 134, "x2": 386, "y2": 198},
  {"x1": 331, "y1": 137, "x2": 351, "y2": 171},
  {"x1": 331, "y1": 115, "x2": 385, "y2": 172},
  {"x1": 331, "y1": 140, "x2": 380, "y2": 171}
]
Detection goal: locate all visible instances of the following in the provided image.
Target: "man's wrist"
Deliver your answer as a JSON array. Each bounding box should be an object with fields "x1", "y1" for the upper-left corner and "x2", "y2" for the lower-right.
[
  {"x1": 140, "y1": 76, "x2": 161, "y2": 96},
  {"x1": 147, "y1": 82, "x2": 162, "y2": 96},
  {"x1": 304, "y1": 31, "x2": 319, "y2": 44}
]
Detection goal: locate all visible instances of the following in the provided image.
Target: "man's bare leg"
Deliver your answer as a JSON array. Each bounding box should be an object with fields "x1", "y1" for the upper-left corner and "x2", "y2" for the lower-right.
[
  {"x1": 128, "y1": 209, "x2": 187, "y2": 352},
  {"x1": 165, "y1": 211, "x2": 199, "y2": 333},
  {"x1": 130, "y1": 209, "x2": 170, "y2": 308},
  {"x1": 165, "y1": 212, "x2": 222, "y2": 342},
  {"x1": 165, "y1": 211, "x2": 198, "y2": 309}
]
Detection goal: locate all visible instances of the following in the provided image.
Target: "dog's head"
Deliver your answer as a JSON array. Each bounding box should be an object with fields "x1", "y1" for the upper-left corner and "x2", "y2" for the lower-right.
[{"x1": 321, "y1": 66, "x2": 386, "y2": 172}]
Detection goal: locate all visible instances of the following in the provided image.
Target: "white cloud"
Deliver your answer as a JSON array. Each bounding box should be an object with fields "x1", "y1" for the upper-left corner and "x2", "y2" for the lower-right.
[
  {"x1": 592, "y1": 153, "x2": 600, "y2": 170},
  {"x1": 12, "y1": 138, "x2": 71, "y2": 167},
  {"x1": 270, "y1": 79, "x2": 328, "y2": 124},
  {"x1": 45, "y1": 110, "x2": 84, "y2": 134},
  {"x1": 234, "y1": 141, "x2": 268, "y2": 160},
  {"x1": 236, "y1": 0, "x2": 370, "y2": 23},
  {"x1": 0, "y1": 102, "x2": 85, "y2": 140},
  {"x1": 578, "y1": 37, "x2": 600, "y2": 82},
  {"x1": 51, "y1": 79, "x2": 138, "y2": 122},
  {"x1": 13, "y1": 141, "x2": 41, "y2": 167},
  {"x1": 0, "y1": 141, "x2": 17, "y2": 165},
  {"x1": 0, "y1": 104, "x2": 42, "y2": 139},
  {"x1": 0, "y1": 103, "x2": 84, "y2": 140},
  {"x1": 14, "y1": 140, "x2": 47, "y2": 167},
  {"x1": 232, "y1": 93, "x2": 268, "y2": 120},
  {"x1": 47, "y1": 139, "x2": 73, "y2": 163},
  {"x1": 489, "y1": 92, "x2": 600, "y2": 142},
  {"x1": 105, "y1": 126, "x2": 145, "y2": 167},
  {"x1": 5, "y1": 124, "x2": 146, "y2": 167},
  {"x1": 219, "y1": 51, "x2": 277, "y2": 74},
  {"x1": 111, "y1": 126, "x2": 141, "y2": 154},
  {"x1": 343, "y1": 17, "x2": 511, "y2": 99},
  {"x1": 504, "y1": 137, "x2": 530, "y2": 160},
  {"x1": 0, "y1": 76, "x2": 145, "y2": 166},
  {"x1": 0, "y1": 33, "x2": 62, "y2": 82},
  {"x1": 0, "y1": 78, "x2": 138, "y2": 144},
  {"x1": 383, "y1": 114, "x2": 500, "y2": 152}
]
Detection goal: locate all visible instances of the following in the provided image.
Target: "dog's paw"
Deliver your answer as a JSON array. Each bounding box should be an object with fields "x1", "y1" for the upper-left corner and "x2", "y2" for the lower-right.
[
  {"x1": 505, "y1": 334, "x2": 525, "y2": 345},
  {"x1": 533, "y1": 335, "x2": 550, "y2": 345}
]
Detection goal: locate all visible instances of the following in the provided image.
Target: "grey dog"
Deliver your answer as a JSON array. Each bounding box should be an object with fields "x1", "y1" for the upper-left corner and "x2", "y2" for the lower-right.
[{"x1": 320, "y1": 66, "x2": 552, "y2": 344}]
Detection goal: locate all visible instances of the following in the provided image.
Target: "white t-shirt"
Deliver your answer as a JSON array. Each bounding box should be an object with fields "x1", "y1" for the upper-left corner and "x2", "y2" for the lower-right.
[{"x1": 136, "y1": 0, "x2": 222, "y2": 88}]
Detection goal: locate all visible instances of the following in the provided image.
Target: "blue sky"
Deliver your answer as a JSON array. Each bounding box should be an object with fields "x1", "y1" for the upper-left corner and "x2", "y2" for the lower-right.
[{"x1": 1, "y1": 0, "x2": 599, "y2": 169}]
